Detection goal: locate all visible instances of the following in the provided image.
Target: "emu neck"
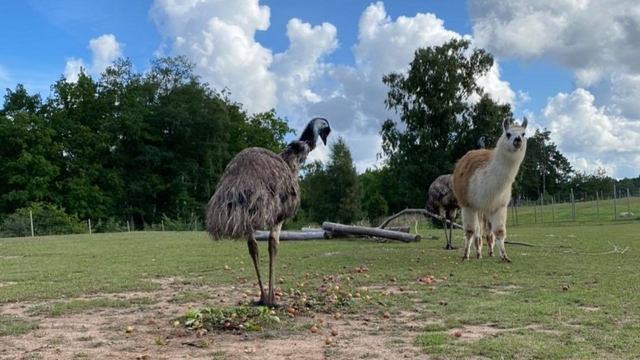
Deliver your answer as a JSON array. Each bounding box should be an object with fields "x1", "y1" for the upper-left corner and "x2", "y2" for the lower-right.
[{"x1": 279, "y1": 142, "x2": 312, "y2": 173}]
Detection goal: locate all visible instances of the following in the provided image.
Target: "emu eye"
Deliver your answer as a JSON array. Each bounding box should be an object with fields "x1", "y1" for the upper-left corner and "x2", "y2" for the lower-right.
[{"x1": 506, "y1": 133, "x2": 512, "y2": 139}]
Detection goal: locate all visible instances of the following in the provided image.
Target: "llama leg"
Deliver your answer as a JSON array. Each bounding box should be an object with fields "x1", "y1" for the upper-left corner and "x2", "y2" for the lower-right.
[
  {"x1": 474, "y1": 220, "x2": 483, "y2": 259},
  {"x1": 267, "y1": 222, "x2": 283, "y2": 307},
  {"x1": 247, "y1": 234, "x2": 267, "y2": 304},
  {"x1": 488, "y1": 208, "x2": 510, "y2": 263},
  {"x1": 460, "y1": 207, "x2": 478, "y2": 261},
  {"x1": 486, "y1": 219, "x2": 495, "y2": 257}
]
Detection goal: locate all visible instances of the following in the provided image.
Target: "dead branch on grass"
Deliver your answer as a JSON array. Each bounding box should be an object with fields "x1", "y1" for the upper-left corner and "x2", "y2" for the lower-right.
[{"x1": 562, "y1": 242, "x2": 629, "y2": 255}]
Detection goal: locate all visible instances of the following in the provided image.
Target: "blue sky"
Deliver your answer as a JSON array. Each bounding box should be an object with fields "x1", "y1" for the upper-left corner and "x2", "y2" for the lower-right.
[{"x1": 1, "y1": 0, "x2": 638, "y2": 179}]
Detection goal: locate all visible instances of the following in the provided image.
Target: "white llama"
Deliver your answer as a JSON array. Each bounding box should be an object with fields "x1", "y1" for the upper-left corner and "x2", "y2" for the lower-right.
[{"x1": 452, "y1": 118, "x2": 528, "y2": 262}]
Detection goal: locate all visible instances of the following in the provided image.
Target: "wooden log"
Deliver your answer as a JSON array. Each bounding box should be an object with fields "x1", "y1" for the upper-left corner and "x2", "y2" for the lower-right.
[
  {"x1": 254, "y1": 230, "x2": 327, "y2": 241},
  {"x1": 377, "y1": 208, "x2": 463, "y2": 230},
  {"x1": 322, "y1": 222, "x2": 420, "y2": 243}
]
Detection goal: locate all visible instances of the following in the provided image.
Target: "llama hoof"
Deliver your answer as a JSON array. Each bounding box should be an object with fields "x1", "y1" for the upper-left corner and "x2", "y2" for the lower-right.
[
  {"x1": 461, "y1": 256, "x2": 469, "y2": 261},
  {"x1": 489, "y1": 252, "x2": 494, "y2": 257},
  {"x1": 476, "y1": 254, "x2": 482, "y2": 259},
  {"x1": 501, "y1": 257, "x2": 511, "y2": 263}
]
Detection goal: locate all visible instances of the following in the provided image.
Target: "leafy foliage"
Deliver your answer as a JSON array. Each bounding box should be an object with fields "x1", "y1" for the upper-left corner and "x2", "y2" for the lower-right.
[{"x1": 380, "y1": 38, "x2": 498, "y2": 209}]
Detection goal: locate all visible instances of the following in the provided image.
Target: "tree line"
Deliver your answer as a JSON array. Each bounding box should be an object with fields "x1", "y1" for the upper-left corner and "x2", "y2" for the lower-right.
[{"x1": 1, "y1": 41, "x2": 638, "y2": 235}]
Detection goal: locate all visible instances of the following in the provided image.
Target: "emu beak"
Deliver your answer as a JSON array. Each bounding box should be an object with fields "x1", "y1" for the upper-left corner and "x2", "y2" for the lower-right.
[{"x1": 320, "y1": 128, "x2": 330, "y2": 145}]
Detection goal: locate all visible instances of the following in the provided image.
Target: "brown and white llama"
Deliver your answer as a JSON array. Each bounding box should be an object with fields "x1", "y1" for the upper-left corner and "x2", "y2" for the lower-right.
[{"x1": 452, "y1": 118, "x2": 528, "y2": 262}]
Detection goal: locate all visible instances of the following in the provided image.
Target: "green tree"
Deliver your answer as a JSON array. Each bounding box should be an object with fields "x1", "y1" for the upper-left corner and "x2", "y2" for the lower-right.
[
  {"x1": 380, "y1": 38, "x2": 495, "y2": 209},
  {"x1": 0, "y1": 85, "x2": 60, "y2": 214},
  {"x1": 516, "y1": 128, "x2": 573, "y2": 199}
]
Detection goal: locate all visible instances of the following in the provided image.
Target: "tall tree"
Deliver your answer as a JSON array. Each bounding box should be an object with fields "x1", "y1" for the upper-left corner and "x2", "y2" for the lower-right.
[
  {"x1": 380, "y1": 38, "x2": 495, "y2": 208},
  {"x1": 0, "y1": 85, "x2": 60, "y2": 213},
  {"x1": 516, "y1": 128, "x2": 573, "y2": 199}
]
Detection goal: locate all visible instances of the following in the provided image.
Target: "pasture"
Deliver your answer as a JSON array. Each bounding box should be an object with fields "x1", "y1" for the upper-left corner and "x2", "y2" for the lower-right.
[{"x1": 1, "y1": 220, "x2": 639, "y2": 359}]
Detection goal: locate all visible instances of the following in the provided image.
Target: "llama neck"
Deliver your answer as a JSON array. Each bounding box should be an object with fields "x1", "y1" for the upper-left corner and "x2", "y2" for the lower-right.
[{"x1": 486, "y1": 146, "x2": 525, "y2": 183}]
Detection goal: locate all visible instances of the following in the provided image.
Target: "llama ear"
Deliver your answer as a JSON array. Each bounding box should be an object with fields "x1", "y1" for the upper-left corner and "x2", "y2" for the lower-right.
[
  {"x1": 503, "y1": 118, "x2": 510, "y2": 131},
  {"x1": 521, "y1": 117, "x2": 528, "y2": 128}
]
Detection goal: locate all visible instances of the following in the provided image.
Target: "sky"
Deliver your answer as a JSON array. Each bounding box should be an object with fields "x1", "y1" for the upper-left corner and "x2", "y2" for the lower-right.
[{"x1": 1, "y1": 0, "x2": 639, "y2": 180}]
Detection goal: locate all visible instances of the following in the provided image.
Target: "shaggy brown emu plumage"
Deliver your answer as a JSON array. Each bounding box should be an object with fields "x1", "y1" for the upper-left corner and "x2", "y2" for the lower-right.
[
  {"x1": 426, "y1": 174, "x2": 459, "y2": 250},
  {"x1": 206, "y1": 117, "x2": 331, "y2": 307}
]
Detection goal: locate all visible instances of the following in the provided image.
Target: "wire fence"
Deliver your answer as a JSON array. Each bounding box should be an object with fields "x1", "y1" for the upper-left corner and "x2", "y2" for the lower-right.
[{"x1": 0, "y1": 213, "x2": 206, "y2": 239}]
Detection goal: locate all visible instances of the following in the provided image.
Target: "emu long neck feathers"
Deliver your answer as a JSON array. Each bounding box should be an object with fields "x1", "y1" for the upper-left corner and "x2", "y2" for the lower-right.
[{"x1": 280, "y1": 117, "x2": 331, "y2": 172}]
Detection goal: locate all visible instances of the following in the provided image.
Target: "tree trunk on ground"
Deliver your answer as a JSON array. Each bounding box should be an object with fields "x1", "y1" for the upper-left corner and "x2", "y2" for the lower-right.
[
  {"x1": 322, "y1": 222, "x2": 421, "y2": 243},
  {"x1": 377, "y1": 208, "x2": 463, "y2": 229}
]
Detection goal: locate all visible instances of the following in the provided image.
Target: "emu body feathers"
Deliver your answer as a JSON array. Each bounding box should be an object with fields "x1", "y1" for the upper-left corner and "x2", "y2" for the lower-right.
[{"x1": 205, "y1": 117, "x2": 331, "y2": 307}]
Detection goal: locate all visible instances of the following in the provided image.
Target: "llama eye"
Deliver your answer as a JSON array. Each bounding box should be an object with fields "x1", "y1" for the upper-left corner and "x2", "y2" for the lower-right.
[
  {"x1": 506, "y1": 133, "x2": 511, "y2": 139},
  {"x1": 522, "y1": 132, "x2": 526, "y2": 137}
]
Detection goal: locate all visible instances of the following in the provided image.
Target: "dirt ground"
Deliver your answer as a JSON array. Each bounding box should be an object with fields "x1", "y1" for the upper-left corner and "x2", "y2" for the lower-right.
[{"x1": 0, "y1": 278, "x2": 435, "y2": 360}]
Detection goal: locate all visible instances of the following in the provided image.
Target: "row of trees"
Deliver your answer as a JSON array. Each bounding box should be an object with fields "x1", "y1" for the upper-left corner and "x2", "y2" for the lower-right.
[
  {"x1": 1, "y1": 40, "x2": 638, "y2": 233},
  {"x1": 0, "y1": 56, "x2": 292, "y2": 228}
]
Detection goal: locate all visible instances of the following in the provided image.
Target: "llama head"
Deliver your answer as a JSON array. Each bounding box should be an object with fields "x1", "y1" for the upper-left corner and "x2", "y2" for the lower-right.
[{"x1": 500, "y1": 117, "x2": 528, "y2": 153}]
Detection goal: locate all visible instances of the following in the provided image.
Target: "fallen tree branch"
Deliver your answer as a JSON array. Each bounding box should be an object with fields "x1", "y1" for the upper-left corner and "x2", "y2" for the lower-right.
[
  {"x1": 254, "y1": 230, "x2": 330, "y2": 241},
  {"x1": 562, "y1": 242, "x2": 629, "y2": 255},
  {"x1": 504, "y1": 241, "x2": 536, "y2": 247},
  {"x1": 378, "y1": 208, "x2": 463, "y2": 230},
  {"x1": 322, "y1": 222, "x2": 421, "y2": 243}
]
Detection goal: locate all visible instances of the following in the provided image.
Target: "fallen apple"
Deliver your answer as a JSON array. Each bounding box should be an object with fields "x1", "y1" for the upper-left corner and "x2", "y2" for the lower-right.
[
  {"x1": 331, "y1": 329, "x2": 339, "y2": 336},
  {"x1": 454, "y1": 331, "x2": 462, "y2": 338},
  {"x1": 310, "y1": 325, "x2": 318, "y2": 333},
  {"x1": 126, "y1": 326, "x2": 134, "y2": 333}
]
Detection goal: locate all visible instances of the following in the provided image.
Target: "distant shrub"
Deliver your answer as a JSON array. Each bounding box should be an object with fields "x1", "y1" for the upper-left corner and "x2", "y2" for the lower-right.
[{"x1": 1, "y1": 202, "x2": 87, "y2": 237}]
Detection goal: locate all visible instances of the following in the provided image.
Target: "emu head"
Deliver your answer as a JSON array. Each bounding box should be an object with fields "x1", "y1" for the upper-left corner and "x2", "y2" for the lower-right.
[
  {"x1": 501, "y1": 117, "x2": 528, "y2": 153},
  {"x1": 299, "y1": 117, "x2": 331, "y2": 148},
  {"x1": 476, "y1": 134, "x2": 489, "y2": 149}
]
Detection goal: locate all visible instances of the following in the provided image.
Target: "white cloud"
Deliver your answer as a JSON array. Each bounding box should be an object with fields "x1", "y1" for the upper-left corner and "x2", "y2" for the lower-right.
[
  {"x1": 470, "y1": 0, "x2": 640, "y2": 179},
  {"x1": 470, "y1": 0, "x2": 640, "y2": 86},
  {"x1": 151, "y1": 0, "x2": 276, "y2": 114},
  {"x1": 150, "y1": 0, "x2": 517, "y2": 172},
  {"x1": 544, "y1": 88, "x2": 640, "y2": 177},
  {"x1": 64, "y1": 34, "x2": 123, "y2": 82}
]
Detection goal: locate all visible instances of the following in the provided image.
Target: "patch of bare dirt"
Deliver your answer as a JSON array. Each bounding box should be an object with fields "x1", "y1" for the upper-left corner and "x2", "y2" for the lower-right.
[
  {"x1": 446, "y1": 324, "x2": 561, "y2": 342},
  {"x1": 0, "y1": 276, "x2": 430, "y2": 360}
]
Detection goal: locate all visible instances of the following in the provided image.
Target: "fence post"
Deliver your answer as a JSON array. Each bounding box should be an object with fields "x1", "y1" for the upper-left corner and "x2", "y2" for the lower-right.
[
  {"x1": 627, "y1": 188, "x2": 631, "y2": 214},
  {"x1": 88, "y1": 219, "x2": 92, "y2": 234},
  {"x1": 30, "y1": 210, "x2": 34, "y2": 237},
  {"x1": 127, "y1": 221, "x2": 131, "y2": 232},
  {"x1": 162, "y1": 220, "x2": 165, "y2": 231},
  {"x1": 551, "y1": 196, "x2": 555, "y2": 222},
  {"x1": 570, "y1": 188, "x2": 576, "y2": 221},
  {"x1": 596, "y1": 191, "x2": 600, "y2": 218},
  {"x1": 614, "y1": 185, "x2": 618, "y2": 220},
  {"x1": 540, "y1": 193, "x2": 544, "y2": 223}
]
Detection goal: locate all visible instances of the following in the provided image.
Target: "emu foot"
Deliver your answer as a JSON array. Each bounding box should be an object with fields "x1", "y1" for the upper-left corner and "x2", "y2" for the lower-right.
[
  {"x1": 250, "y1": 299, "x2": 282, "y2": 309},
  {"x1": 445, "y1": 244, "x2": 457, "y2": 250}
]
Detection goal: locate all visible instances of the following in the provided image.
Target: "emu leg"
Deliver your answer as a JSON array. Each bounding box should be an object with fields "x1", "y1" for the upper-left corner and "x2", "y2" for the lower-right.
[
  {"x1": 443, "y1": 216, "x2": 452, "y2": 249},
  {"x1": 247, "y1": 234, "x2": 267, "y2": 304},
  {"x1": 267, "y1": 222, "x2": 283, "y2": 307}
]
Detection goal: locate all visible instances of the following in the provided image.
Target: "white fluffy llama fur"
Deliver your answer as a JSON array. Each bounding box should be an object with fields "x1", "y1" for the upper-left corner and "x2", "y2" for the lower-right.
[{"x1": 452, "y1": 118, "x2": 528, "y2": 262}]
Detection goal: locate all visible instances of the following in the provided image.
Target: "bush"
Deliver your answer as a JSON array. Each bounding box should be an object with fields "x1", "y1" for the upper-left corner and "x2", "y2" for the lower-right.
[{"x1": 1, "y1": 202, "x2": 87, "y2": 237}]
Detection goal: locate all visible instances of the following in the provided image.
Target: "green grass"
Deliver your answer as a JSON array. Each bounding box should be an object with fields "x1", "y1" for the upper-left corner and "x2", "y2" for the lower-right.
[
  {"x1": 508, "y1": 196, "x2": 640, "y2": 225},
  {"x1": 1, "y1": 224, "x2": 640, "y2": 358},
  {"x1": 28, "y1": 297, "x2": 157, "y2": 317}
]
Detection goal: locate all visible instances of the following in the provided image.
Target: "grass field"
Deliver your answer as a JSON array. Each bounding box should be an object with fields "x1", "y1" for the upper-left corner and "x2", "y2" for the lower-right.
[{"x1": 1, "y1": 219, "x2": 640, "y2": 359}]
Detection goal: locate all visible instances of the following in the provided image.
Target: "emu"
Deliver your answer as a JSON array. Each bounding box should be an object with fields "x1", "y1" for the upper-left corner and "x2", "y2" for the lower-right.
[
  {"x1": 206, "y1": 117, "x2": 331, "y2": 307},
  {"x1": 426, "y1": 135, "x2": 490, "y2": 250},
  {"x1": 452, "y1": 118, "x2": 528, "y2": 262}
]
